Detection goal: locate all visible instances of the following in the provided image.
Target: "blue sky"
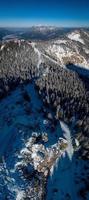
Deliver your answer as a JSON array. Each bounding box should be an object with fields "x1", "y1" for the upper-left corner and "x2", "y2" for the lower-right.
[{"x1": 0, "y1": 0, "x2": 89, "y2": 27}]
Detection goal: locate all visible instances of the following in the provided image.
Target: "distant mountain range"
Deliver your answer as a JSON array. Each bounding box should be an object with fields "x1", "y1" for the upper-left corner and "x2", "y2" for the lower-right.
[{"x1": 0, "y1": 26, "x2": 89, "y2": 41}]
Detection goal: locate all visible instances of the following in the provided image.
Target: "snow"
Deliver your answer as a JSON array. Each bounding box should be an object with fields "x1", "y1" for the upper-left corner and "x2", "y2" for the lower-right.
[
  {"x1": 3, "y1": 34, "x2": 18, "y2": 41},
  {"x1": 43, "y1": 119, "x2": 48, "y2": 125},
  {"x1": 33, "y1": 25, "x2": 56, "y2": 32},
  {"x1": 0, "y1": 44, "x2": 5, "y2": 51},
  {"x1": 47, "y1": 44, "x2": 71, "y2": 66},
  {"x1": 31, "y1": 42, "x2": 42, "y2": 70},
  {"x1": 54, "y1": 39, "x2": 67, "y2": 44},
  {"x1": 42, "y1": 52, "x2": 60, "y2": 66},
  {"x1": 50, "y1": 164, "x2": 55, "y2": 177},
  {"x1": 30, "y1": 41, "x2": 65, "y2": 73},
  {"x1": 68, "y1": 32, "x2": 84, "y2": 44},
  {"x1": 43, "y1": 67, "x2": 49, "y2": 77},
  {"x1": 20, "y1": 148, "x2": 30, "y2": 155},
  {"x1": 32, "y1": 155, "x2": 42, "y2": 169},
  {"x1": 16, "y1": 190, "x2": 24, "y2": 200},
  {"x1": 74, "y1": 62, "x2": 89, "y2": 72},
  {"x1": 60, "y1": 121, "x2": 74, "y2": 160},
  {"x1": 29, "y1": 42, "x2": 49, "y2": 77},
  {"x1": 84, "y1": 47, "x2": 89, "y2": 54},
  {"x1": 75, "y1": 138, "x2": 79, "y2": 147},
  {"x1": 46, "y1": 42, "x2": 88, "y2": 69},
  {"x1": 49, "y1": 44, "x2": 65, "y2": 54},
  {"x1": 46, "y1": 39, "x2": 89, "y2": 69}
]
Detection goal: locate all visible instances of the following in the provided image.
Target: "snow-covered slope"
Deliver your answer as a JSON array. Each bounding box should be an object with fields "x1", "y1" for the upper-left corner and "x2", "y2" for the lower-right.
[
  {"x1": 67, "y1": 31, "x2": 84, "y2": 44},
  {"x1": 43, "y1": 30, "x2": 89, "y2": 69},
  {"x1": 0, "y1": 81, "x2": 69, "y2": 199},
  {"x1": 0, "y1": 80, "x2": 88, "y2": 200}
]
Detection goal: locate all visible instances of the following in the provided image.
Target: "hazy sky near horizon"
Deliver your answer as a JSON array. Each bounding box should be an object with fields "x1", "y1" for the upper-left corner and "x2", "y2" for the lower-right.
[{"x1": 0, "y1": 0, "x2": 89, "y2": 27}]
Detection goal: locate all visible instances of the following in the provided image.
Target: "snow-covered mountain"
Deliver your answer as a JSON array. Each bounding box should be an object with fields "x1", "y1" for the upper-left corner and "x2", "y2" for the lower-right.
[
  {"x1": 0, "y1": 28, "x2": 89, "y2": 200},
  {"x1": 67, "y1": 30, "x2": 85, "y2": 44},
  {"x1": 41, "y1": 29, "x2": 89, "y2": 69}
]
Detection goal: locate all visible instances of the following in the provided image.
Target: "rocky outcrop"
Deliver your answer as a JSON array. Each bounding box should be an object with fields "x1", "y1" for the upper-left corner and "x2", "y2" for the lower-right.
[
  {"x1": 16, "y1": 133, "x2": 68, "y2": 175},
  {"x1": 15, "y1": 132, "x2": 68, "y2": 199}
]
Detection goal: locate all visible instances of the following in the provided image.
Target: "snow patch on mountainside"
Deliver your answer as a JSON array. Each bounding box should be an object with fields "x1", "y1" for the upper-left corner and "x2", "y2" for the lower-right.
[
  {"x1": 31, "y1": 42, "x2": 42, "y2": 70},
  {"x1": 46, "y1": 44, "x2": 72, "y2": 66},
  {"x1": 84, "y1": 47, "x2": 89, "y2": 54},
  {"x1": 60, "y1": 121, "x2": 74, "y2": 160},
  {"x1": 46, "y1": 38, "x2": 89, "y2": 69},
  {"x1": 0, "y1": 44, "x2": 5, "y2": 51},
  {"x1": 68, "y1": 32, "x2": 84, "y2": 44},
  {"x1": 54, "y1": 39, "x2": 67, "y2": 44},
  {"x1": 30, "y1": 42, "x2": 50, "y2": 76},
  {"x1": 16, "y1": 190, "x2": 25, "y2": 200}
]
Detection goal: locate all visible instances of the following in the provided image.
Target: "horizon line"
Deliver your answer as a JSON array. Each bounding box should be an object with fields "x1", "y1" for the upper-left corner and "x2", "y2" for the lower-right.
[{"x1": 0, "y1": 25, "x2": 89, "y2": 28}]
